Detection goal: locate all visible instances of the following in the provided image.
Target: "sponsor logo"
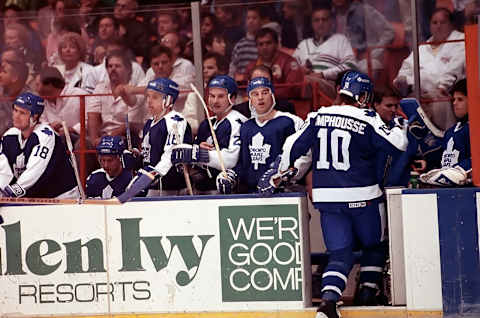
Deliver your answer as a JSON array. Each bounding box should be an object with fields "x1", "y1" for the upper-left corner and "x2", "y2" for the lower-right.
[{"x1": 219, "y1": 205, "x2": 303, "y2": 301}]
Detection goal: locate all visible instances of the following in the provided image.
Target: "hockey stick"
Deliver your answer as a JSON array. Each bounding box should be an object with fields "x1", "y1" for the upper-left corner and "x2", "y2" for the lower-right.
[
  {"x1": 189, "y1": 83, "x2": 227, "y2": 177},
  {"x1": 125, "y1": 114, "x2": 133, "y2": 151},
  {"x1": 62, "y1": 121, "x2": 86, "y2": 201},
  {"x1": 173, "y1": 123, "x2": 194, "y2": 195}
]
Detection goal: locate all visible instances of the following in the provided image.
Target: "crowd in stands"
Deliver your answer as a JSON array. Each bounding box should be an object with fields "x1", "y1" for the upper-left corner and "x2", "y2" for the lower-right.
[{"x1": 0, "y1": 0, "x2": 476, "y2": 187}]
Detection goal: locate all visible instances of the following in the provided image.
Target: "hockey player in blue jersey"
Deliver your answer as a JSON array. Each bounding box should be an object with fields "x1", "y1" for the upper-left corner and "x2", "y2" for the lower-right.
[
  {"x1": 259, "y1": 71, "x2": 407, "y2": 317},
  {"x1": 171, "y1": 75, "x2": 247, "y2": 193},
  {"x1": 86, "y1": 136, "x2": 133, "y2": 199},
  {"x1": 126, "y1": 77, "x2": 193, "y2": 197},
  {"x1": 420, "y1": 79, "x2": 471, "y2": 186},
  {"x1": 215, "y1": 76, "x2": 304, "y2": 193},
  {"x1": 0, "y1": 92, "x2": 78, "y2": 198}
]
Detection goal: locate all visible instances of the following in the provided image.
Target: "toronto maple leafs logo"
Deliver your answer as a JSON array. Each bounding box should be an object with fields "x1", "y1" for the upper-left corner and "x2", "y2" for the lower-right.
[
  {"x1": 13, "y1": 153, "x2": 26, "y2": 178},
  {"x1": 440, "y1": 137, "x2": 459, "y2": 168},
  {"x1": 171, "y1": 114, "x2": 184, "y2": 122},
  {"x1": 41, "y1": 127, "x2": 53, "y2": 136},
  {"x1": 364, "y1": 109, "x2": 376, "y2": 117},
  {"x1": 102, "y1": 185, "x2": 114, "y2": 199},
  {"x1": 249, "y1": 132, "x2": 271, "y2": 170}
]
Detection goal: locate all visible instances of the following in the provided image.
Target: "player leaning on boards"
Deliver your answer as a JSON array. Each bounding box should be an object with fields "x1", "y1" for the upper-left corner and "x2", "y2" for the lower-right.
[
  {"x1": 0, "y1": 92, "x2": 79, "y2": 198},
  {"x1": 124, "y1": 78, "x2": 193, "y2": 198},
  {"x1": 171, "y1": 75, "x2": 247, "y2": 194},
  {"x1": 86, "y1": 136, "x2": 133, "y2": 199},
  {"x1": 259, "y1": 71, "x2": 408, "y2": 318},
  {"x1": 216, "y1": 76, "x2": 304, "y2": 194}
]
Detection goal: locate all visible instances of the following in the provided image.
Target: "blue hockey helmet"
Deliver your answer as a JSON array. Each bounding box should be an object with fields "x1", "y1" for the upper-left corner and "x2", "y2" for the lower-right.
[
  {"x1": 13, "y1": 92, "x2": 45, "y2": 117},
  {"x1": 339, "y1": 71, "x2": 373, "y2": 107},
  {"x1": 96, "y1": 136, "x2": 126, "y2": 156},
  {"x1": 147, "y1": 78, "x2": 180, "y2": 106},
  {"x1": 247, "y1": 77, "x2": 275, "y2": 96},
  {"x1": 208, "y1": 75, "x2": 238, "y2": 96}
]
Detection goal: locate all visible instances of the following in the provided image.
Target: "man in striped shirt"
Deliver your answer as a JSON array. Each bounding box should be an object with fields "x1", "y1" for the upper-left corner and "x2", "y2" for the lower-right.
[
  {"x1": 228, "y1": 7, "x2": 262, "y2": 81},
  {"x1": 293, "y1": 3, "x2": 357, "y2": 100}
]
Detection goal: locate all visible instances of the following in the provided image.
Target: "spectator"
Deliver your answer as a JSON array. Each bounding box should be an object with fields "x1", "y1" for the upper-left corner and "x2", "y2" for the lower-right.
[
  {"x1": 94, "y1": 15, "x2": 119, "y2": 46},
  {"x1": 331, "y1": 0, "x2": 395, "y2": 76},
  {"x1": 204, "y1": 32, "x2": 227, "y2": 58},
  {"x1": 183, "y1": 52, "x2": 228, "y2": 135},
  {"x1": 87, "y1": 50, "x2": 145, "y2": 148},
  {"x1": 37, "y1": 66, "x2": 87, "y2": 140},
  {"x1": 3, "y1": 23, "x2": 44, "y2": 74},
  {"x1": 214, "y1": 3, "x2": 245, "y2": 58},
  {"x1": 78, "y1": 0, "x2": 107, "y2": 40},
  {"x1": 178, "y1": 8, "x2": 193, "y2": 40},
  {"x1": 394, "y1": 7, "x2": 465, "y2": 130},
  {"x1": 258, "y1": 4, "x2": 281, "y2": 42},
  {"x1": 93, "y1": 42, "x2": 107, "y2": 65},
  {"x1": 113, "y1": 0, "x2": 150, "y2": 63},
  {"x1": 294, "y1": 3, "x2": 357, "y2": 100},
  {"x1": 280, "y1": 0, "x2": 312, "y2": 49},
  {"x1": 2, "y1": 5, "x2": 44, "y2": 64},
  {"x1": 55, "y1": 32, "x2": 94, "y2": 88},
  {"x1": 46, "y1": 14, "x2": 82, "y2": 66},
  {"x1": 203, "y1": 52, "x2": 228, "y2": 84},
  {"x1": 0, "y1": 55, "x2": 31, "y2": 135},
  {"x1": 200, "y1": 12, "x2": 217, "y2": 41},
  {"x1": 37, "y1": 0, "x2": 57, "y2": 41},
  {"x1": 83, "y1": 38, "x2": 145, "y2": 93},
  {"x1": 234, "y1": 64, "x2": 296, "y2": 118},
  {"x1": 245, "y1": 28, "x2": 304, "y2": 100},
  {"x1": 229, "y1": 7, "x2": 262, "y2": 81},
  {"x1": 156, "y1": 11, "x2": 180, "y2": 40},
  {"x1": 86, "y1": 15, "x2": 119, "y2": 65}
]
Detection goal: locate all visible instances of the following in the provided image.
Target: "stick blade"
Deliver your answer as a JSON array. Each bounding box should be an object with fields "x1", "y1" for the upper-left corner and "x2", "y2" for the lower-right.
[{"x1": 115, "y1": 174, "x2": 153, "y2": 204}]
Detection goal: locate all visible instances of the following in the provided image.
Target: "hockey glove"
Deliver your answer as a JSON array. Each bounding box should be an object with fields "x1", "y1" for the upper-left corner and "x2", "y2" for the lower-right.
[
  {"x1": 126, "y1": 165, "x2": 161, "y2": 194},
  {"x1": 171, "y1": 144, "x2": 209, "y2": 165},
  {"x1": 419, "y1": 165, "x2": 469, "y2": 187},
  {"x1": 257, "y1": 155, "x2": 298, "y2": 195},
  {"x1": 1, "y1": 183, "x2": 26, "y2": 197},
  {"x1": 257, "y1": 168, "x2": 298, "y2": 195},
  {"x1": 216, "y1": 169, "x2": 237, "y2": 194}
]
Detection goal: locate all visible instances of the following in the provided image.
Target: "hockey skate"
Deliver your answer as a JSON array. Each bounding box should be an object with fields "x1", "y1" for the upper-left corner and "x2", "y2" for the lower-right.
[
  {"x1": 354, "y1": 285, "x2": 380, "y2": 306},
  {"x1": 316, "y1": 299, "x2": 339, "y2": 318}
]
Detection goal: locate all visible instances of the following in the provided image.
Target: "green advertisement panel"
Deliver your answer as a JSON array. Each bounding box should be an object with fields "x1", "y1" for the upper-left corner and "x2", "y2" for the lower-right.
[{"x1": 219, "y1": 204, "x2": 303, "y2": 302}]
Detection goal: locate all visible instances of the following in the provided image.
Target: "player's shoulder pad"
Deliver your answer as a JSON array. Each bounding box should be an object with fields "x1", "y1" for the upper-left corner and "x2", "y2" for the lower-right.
[
  {"x1": 227, "y1": 110, "x2": 248, "y2": 127},
  {"x1": 275, "y1": 111, "x2": 304, "y2": 129},
  {"x1": 86, "y1": 168, "x2": 107, "y2": 183},
  {"x1": 33, "y1": 123, "x2": 56, "y2": 143},
  {"x1": 166, "y1": 111, "x2": 186, "y2": 123},
  {"x1": 3, "y1": 127, "x2": 21, "y2": 137}
]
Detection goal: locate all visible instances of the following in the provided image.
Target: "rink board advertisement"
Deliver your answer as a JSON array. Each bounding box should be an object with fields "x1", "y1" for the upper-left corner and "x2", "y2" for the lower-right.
[{"x1": 0, "y1": 194, "x2": 311, "y2": 316}]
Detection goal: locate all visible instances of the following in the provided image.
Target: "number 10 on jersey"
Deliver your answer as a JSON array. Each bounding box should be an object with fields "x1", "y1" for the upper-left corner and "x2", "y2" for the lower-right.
[{"x1": 317, "y1": 128, "x2": 351, "y2": 171}]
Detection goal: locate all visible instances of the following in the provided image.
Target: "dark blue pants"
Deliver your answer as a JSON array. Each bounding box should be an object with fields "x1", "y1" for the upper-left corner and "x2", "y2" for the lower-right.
[{"x1": 315, "y1": 198, "x2": 387, "y2": 301}]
